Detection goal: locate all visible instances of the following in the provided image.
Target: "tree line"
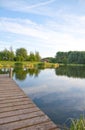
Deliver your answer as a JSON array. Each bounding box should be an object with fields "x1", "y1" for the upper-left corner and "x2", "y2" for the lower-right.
[
  {"x1": 0, "y1": 48, "x2": 85, "y2": 64},
  {"x1": 34, "y1": 51, "x2": 85, "y2": 64},
  {"x1": 55, "y1": 51, "x2": 85, "y2": 64},
  {"x1": 0, "y1": 48, "x2": 41, "y2": 62}
]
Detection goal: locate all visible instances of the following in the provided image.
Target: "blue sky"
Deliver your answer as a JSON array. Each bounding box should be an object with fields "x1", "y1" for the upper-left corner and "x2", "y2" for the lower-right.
[{"x1": 0, "y1": 0, "x2": 85, "y2": 57}]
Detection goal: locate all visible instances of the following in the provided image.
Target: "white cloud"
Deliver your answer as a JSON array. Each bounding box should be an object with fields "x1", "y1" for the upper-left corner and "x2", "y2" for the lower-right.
[
  {"x1": 0, "y1": 0, "x2": 55, "y2": 9},
  {"x1": 1, "y1": 8, "x2": 85, "y2": 57},
  {"x1": 0, "y1": 0, "x2": 56, "y2": 17},
  {"x1": 0, "y1": 16, "x2": 85, "y2": 41},
  {"x1": 21, "y1": 76, "x2": 85, "y2": 99},
  {"x1": 23, "y1": 0, "x2": 55, "y2": 9}
]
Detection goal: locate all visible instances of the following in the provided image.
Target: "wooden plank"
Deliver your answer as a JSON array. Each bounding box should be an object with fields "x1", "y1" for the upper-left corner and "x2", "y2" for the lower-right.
[
  {"x1": 0, "y1": 97, "x2": 30, "y2": 104},
  {"x1": 0, "y1": 100, "x2": 34, "y2": 108},
  {"x1": 0, "y1": 116, "x2": 50, "y2": 130},
  {"x1": 18, "y1": 121, "x2": 59, "y2": 130},
  {"x1": 0, "y1": 104, "x2": 36, "y2": 113},
  {"x1": 0, "y1": 108, "x2": 40, "y2": 118},
  {"x1": 0, "y1": 95, "x2": 27, "y2": 100},
  {"x1": 0, "y1": 111, "x2": 45, "y2": 125},
  {"x1": 0, "y1": 75, "x2": 60, "y2": 130}
]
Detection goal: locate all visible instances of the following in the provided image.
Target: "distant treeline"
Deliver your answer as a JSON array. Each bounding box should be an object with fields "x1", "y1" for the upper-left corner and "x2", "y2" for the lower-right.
[
  {"x1": 55, "y1": 51, "x2": 85, "y2": 64},
  {"x1": 0, "y1": 48, "x2": 85, "y2": 64},
  {"x1": 42, "y1": 51, "x2": 85, "y2": 64},
  {"x1": 0, "y1": 48, "x2": 41, "y2": 61}
]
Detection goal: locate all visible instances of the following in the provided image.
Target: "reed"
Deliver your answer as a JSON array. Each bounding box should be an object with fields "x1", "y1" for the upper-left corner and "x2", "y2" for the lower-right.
[
  {"x1": 62, "y1": 116, "x2": 85, "y2": 130},
  {"x1": 70, "y1": 116, "x2": 85, "y2": 130}
]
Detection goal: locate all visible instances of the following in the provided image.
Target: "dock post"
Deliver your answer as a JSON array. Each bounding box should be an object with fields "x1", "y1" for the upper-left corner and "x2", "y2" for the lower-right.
[{"x1": 9, "y1": 68, "x2": 12, "y2": 78}]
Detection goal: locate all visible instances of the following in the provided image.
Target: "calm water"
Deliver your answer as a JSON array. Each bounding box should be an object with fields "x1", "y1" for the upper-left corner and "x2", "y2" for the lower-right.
[{"x1": 8, "y1": 66, "x2": 85, "y2": 126}]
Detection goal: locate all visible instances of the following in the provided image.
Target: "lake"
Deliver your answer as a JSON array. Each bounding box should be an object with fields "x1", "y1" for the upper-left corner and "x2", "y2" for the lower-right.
[{"x1": 2, "y1": 66, "x2": 85, "y2": 127}]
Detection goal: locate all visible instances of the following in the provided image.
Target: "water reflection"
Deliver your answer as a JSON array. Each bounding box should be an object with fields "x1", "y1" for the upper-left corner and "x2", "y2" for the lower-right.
[
  {"x1": 55, "y1": 65, "x2": 85, "y2": 78},
  {"x1": 1, "y1": 65, "x2": 85, "y2": 79},
  {"x1": 14, "y1": 67, "x2": 27, "y2": 80},
  {"x1": 11, "y1": 65, "x2": 85, "y2": 80},
  {"x1": 13, "y1": 67, "x2": 41, "y2": 80},
  {"x1": 0, "y1": 68, "x2": 9, "y2": 74},
  {"x1": 12, "y1": 66, "x2": 85, "y2": 126},
  {"x1": 27, "y1": 68, "x2": 41, "y2": 77}
]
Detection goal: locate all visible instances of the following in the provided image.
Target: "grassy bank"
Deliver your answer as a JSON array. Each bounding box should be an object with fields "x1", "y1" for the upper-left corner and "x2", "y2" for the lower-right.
[
  {"x1": 59, "y1": 63, "x2": 85, "y2": 67},
  {"x1": 0, "y1": 61, "x2": 59, "y2": 69}
]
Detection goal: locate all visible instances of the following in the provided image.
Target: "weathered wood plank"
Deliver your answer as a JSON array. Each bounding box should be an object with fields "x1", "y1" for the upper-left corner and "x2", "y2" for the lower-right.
[
  {"x1": 0, "y1": 111, "x2": 45, "y2": 125},
  {"x1": 0, "y1": 104, "x2": 36, "y2": 113},
  {"x1": 0, "y1": 100, "x2": 34, "y2": 108},
  {"x1": 0, "y1": 97, "x2": 30, "y2": 104},
  {"x1": 0, "y1": 107, "x2": 40, "y2": 118},
  {"x1": 18, "y1": 121, "x2": 58, "y2": 130},
  {"x1": 0, "y1": 116, "x2": 50, "y2": 130},
  {"x1": 0, "y1": 75, "x2": 60, "y2": 130},
  {"x1": 0, "y1": 95, "x2": 27, "y2": 100}
]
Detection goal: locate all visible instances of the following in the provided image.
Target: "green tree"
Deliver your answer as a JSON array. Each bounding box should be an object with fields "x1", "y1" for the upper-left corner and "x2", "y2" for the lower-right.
[
  {"x1": 0, "y1": 49, "x2": 14, "y2": 61},
  {"x1": 29, "y1": 52, "x2": 35, "y2": 61},
  {"x1": 2, "y1": 49, "x2": 9, "y2": 60},
  {"x1": 35, "y1": 51, "x2": 41, "y2": 61},
  {"x1": 16, "y1": 48, "x2": 28, "y2": 61},
  {"x1": 0, "y1": 51, "x2": 3, "y2": 60},
  {"x1": 55, "y1": 51, "x2": 85, "y2": 64},
  {"x1": 55, "y1": 52, "x2": 68, "y2": 64},
  {"x1": 9, "y1": 47, "x2": 15, "y2": 61}
]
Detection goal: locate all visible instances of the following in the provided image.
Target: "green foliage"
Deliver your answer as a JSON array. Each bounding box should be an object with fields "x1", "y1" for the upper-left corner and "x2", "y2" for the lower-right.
[
  {"x1": 0, "y1": 49, "x2": 14, "y2": 61},
  {"x1": 35, "y1": 51, "x2": 41, "y2": 61},
  {"x1": 15, "y1": 56, "x2": 24, "y2": 61},
  {"x1": 70, "y1": 116, "x2": 85, "y2": 130},
  {"x1": 28, "y1": 52, "x2": 36, "y2": 61},
  {"x1": 55, "y1": 52, "x2": 68, "y2": 64},
  {"x1": 55, "y1": 51, "x2": 85, "y2": 64},
  {"x1": 0, "y1": 47, "x2": 41, "y2": 62},
  {"x1": 16, "y1": 48, "x2": 27, "y2": 61},
  {"x1": 28, "y1": 52, "x2": 41, "y2": 62},
  {"x1": 0, "y1": 61, "x2": 15, "y2": 68}
]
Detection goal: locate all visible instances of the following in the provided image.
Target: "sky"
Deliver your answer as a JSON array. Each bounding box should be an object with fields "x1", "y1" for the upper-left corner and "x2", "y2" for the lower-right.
[{"x1": 0, "y1": 0, "x2": 85, "y2": 58}]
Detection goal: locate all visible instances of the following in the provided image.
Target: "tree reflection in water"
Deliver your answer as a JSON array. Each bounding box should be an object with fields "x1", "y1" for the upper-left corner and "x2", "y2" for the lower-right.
[
  {"x1": 0, "y1": 65, "x2": 85, "y2": 80},
  {"x1": 13, "y1": 67, "x2": 41, "y2": 80},
  {"x1": 55, "y1": 66, "x2": 85, "y2": 78}
]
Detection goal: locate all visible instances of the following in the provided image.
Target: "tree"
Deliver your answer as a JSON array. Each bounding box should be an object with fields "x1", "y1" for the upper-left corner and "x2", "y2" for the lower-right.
[
  {"x1": 0, "y1": 49, "x2": 14, "y2": 61},
  {"x1": 29, "y1": 52, "x2": 35, "y2": 61},
  {"x1": 1, "y1": 49, "x2": 9, "y2": 60},
  {"x1": 0, "y1": 51, "x2": 3, "y2": 60},
  {"x1": 16, "y1": 48, "x2": 28, "y2": 61},
  {"x1": 55, "y1": 52, "x2": 68, "y2": 64},
  {"x1": 35, "y1": 51, "x2": 41, "y2": 61},
  {"x1": 9, "y1": 47, "x2": 14, "y2": 61},
  {"x1": 55, "y1": 51, "x2": 85, "y2": 64}
]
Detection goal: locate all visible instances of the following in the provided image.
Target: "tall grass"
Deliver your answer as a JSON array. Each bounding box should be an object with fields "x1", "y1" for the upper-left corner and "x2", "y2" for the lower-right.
[
  {"x1": 70, "y1": 116, "x2": 85, "y2": 130},
  {"x1": 60, "y1": 116, "x2": 85, "y2": 130}
]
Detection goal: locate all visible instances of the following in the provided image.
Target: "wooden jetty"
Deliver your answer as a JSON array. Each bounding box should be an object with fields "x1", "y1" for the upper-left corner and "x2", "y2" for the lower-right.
[{"x1": 0, "y1": 74, "x2": 60, "y2": 130}]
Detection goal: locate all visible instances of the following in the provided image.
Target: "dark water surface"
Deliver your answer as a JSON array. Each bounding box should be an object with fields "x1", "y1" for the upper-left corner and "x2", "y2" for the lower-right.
[{"x1": 12, "y1": 66, "x2": 85, "y2": 126}]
